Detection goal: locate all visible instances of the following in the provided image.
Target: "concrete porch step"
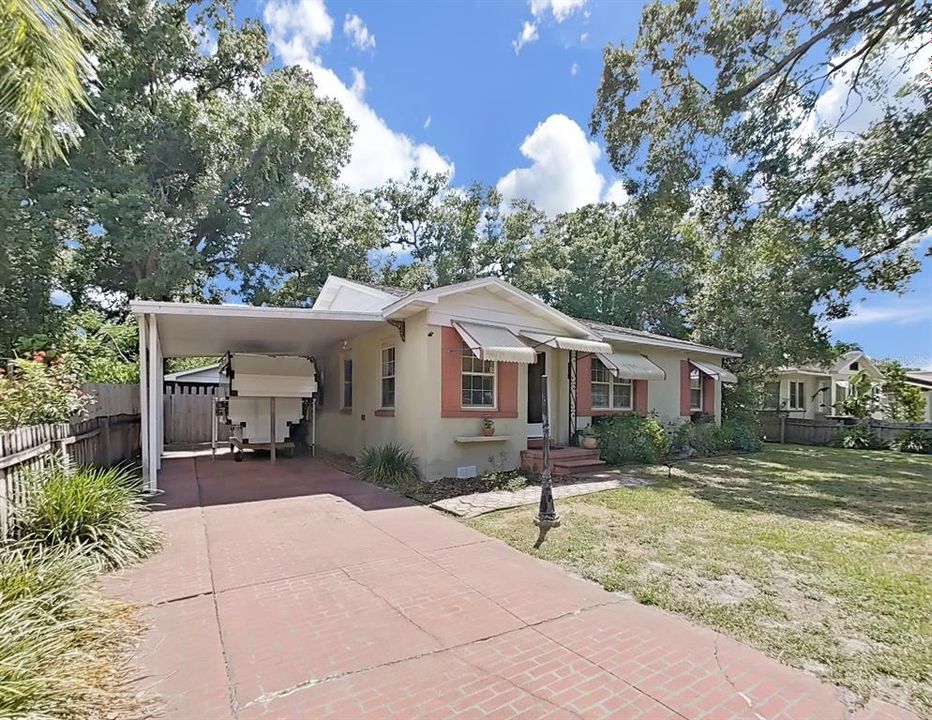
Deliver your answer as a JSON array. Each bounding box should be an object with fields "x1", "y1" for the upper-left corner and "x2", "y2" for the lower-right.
[
  {"x1": 521, "y1": 447, "x2": 600, "y2": 461},
  {"x1": 552, "y1": 458, "x2": 608, "y2": 476}
]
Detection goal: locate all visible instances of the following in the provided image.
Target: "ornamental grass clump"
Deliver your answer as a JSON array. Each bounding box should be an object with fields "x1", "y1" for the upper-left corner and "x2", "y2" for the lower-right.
[
  {"x1": 12, "y1": 461, "x2": 161, "y2": 570},
  {"x1": 0, "y1": 545, "x2": 149, "y2": 720},
  {"x1": 355, "y1": 442, "x2": 423, "y2": 493}
]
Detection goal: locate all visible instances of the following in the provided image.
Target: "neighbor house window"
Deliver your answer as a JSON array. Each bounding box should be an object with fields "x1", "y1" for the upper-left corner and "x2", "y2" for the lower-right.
[
  {"x1": 461, "y1": 348, "x2": 496, "y2": 408},
  {"x1": 380, "y1": 346, "x2": 395, "y2": 409},
  {"x1": 763, "y1": 381, "x2": 781, "y2": 410},
  {"x1": 591, "y1": 359, "x2": 632, "y2": 411},
  {"x1": 341, "y1": 356, "x2": 352, "y2": 409},
  {"x1": 689, "y1": 369, "x2": 702, "y2": 411},
  {"x1": 788, "y1": 381, "x2": 805, "y2": 410},
  {"x1": 850, "y1": 361, "x2": 859, "y2": 371}
]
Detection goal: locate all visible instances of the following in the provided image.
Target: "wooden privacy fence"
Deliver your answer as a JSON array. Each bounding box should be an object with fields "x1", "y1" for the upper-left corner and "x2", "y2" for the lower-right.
[
  {"x1": 761, "y1": 413, "x2": 932, "y2": 445},
  {"x1": 163, "y1": 384, "x2": 229, "y2": 444},
  {"x1": 0, "y1": 413, "x2": 141, "y2": 537}
]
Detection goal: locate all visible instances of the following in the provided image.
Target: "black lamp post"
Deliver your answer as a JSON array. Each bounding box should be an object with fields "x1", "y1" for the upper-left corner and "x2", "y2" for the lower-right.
[{"x1": 535, "y1": 374, "x2": 560, "y2": 532}]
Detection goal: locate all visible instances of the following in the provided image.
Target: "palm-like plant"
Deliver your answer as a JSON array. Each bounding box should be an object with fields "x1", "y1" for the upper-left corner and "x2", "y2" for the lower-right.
[{"x1": 0, "y1": 0, "x2": 95, "y2": 168}]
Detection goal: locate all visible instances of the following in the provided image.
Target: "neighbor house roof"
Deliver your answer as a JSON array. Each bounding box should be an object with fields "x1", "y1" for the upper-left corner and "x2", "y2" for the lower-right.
[
  {"x1": 580, "y1": 319, "x2": 741, "y2": 358},
  {"x1": 906, "y1": 371, "x2": 932, "y2": 389}
]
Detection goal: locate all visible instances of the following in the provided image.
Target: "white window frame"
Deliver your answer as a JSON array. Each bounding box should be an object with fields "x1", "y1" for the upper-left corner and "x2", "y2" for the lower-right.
[
  {"x1": 379, "y1": 344, "x2": 395, "y2": 410},
  {"x1": 591, "y1": 358, "x2": 633, "y2": 411},
  {"x1": 340, "y1": 354, "x2": 352, "y2": 409},
  {"x1": 689, "y1": 368, "x2": 703, "y2": 411},
  {"x1": 788, "y1": 380, "x2": 805, "y2": 410},
  {"x1": 460, "y1": 347, "x2": 497, "y2": 410}
]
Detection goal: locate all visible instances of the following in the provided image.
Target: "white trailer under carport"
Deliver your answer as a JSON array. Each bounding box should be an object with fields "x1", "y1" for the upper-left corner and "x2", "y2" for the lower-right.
[
  {"x1": 218, "y1": 353, "x2": 318, "y2": 461},
  {"x1": 130, "y1": 300, "x2": 385, "y2": 491}
]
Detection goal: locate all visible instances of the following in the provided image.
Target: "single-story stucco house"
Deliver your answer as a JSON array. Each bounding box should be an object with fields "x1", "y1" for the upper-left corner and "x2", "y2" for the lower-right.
[
  {"x1": 765, "y1": 350, "x2": 885, "y2": 420},
  {"x1": 131, "y1": 275, "x2": 740, "y2": 488}
]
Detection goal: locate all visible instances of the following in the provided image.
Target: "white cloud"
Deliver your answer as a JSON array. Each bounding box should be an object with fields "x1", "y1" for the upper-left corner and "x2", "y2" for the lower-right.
[
  {"x1": 263, "y1": 0, "x2": 333, "y2": 64},
  {"x1": 797, "y1": 35, "x2": 926, "y2": 141},
  {"x1": 604, "y1": 180, "x2": 629, "y2": 205},
  {"x1": 423, "y1": 115, "x2": 432, "y2": 129},
  {"x1": 498, "y1": 114, "x2": 625, "y2": 216},
  {"x1": 579, "y1": 31, "x2": 588, "y2": 42},
  {"x1": 264, "y1": 0, "x2": 452, "y2": 190},
  {"x1": 529, "y1": 0, "x2": 588, "y2": 22},
  {"x1": 828, "y1": 302, "x2": 930, "y2": 328},
  {"x1": 343, "y1": 13, "x2": 375, "y2": 50},
  {"x1": 570, "y1": 62, "x2": 579, "y2": 76},
  {"x1": 513, "y1": 21, "x2": 538, "y2": 54},
  {"x1": 349, "y1": 67, "x2": 366, "y2": 98}
]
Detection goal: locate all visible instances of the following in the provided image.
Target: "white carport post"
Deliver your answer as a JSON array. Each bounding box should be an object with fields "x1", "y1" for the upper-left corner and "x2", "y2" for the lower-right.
[
  {"x1": 146, "y1": 314, "x2": 163, "y2": 488},
  {"x1": 138, "y1": 315, "x2": 149, "y2": 487}
]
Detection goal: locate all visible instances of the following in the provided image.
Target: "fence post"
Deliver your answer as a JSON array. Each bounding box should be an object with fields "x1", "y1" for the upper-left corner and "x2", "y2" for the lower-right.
[
  {"x1": 100, "y1": 416, "x2": 112, "y2": 467},
  {"x1": 779, "y1": 415, "x2": 786, "y2": 444}
]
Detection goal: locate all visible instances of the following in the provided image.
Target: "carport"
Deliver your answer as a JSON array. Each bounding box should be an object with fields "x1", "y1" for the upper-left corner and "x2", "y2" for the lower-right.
[{"x1": 130, "y1": 301, "x2": 385, "y2": 490}]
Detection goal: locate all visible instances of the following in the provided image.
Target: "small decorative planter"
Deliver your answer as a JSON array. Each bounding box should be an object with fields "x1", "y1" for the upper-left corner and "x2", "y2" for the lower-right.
[
  {"x1": 581, "y1": 435, "x2": 598, "y2": 449},
  {"x1": 482, "y1": 416, "x2": 495, "y2": 436}
]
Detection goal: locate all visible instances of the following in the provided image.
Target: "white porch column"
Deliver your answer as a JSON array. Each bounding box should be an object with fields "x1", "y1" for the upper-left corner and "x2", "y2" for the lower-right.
[
  {"x1": 155, "y1": 323, "x2": 164, "y2": 469},
  {"x1": 146, "y1": 314, "x2": 161, "y2": 489},
  {"x1": 138, "y1": 315, "x2": 149, "y2": 486}
]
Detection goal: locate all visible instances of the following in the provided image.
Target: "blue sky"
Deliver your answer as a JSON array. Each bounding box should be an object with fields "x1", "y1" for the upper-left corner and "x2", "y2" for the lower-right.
[{"x1": 240, "y1": 0, "x2": 931, "y2": 368}]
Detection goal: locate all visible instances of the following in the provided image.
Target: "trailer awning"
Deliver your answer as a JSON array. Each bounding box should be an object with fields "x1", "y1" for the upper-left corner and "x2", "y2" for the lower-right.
[
  {"x1": 691, "y1": 360, "x2": 738, "y2": 384},
  {"x1": 453, "y1": 322, "x2": 538, "y2": 363},
  {"x1": 600, "y1": 352, "x2": 666, "y2": 380},
  {"x1": 519, "y1": 331, "x2": 612, "y2": 355}
]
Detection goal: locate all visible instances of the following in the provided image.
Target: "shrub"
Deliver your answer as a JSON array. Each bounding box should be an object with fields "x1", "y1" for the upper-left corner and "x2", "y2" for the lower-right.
[
  {"x1": 891, "y1": 429, "x2": 932, "y2": 454},
  {"x1": 0, "y1": 545, "x2": 148, "y2": 719},
  {"x1": 721, "y1": 419, "x2": 763, "y2": 452},
  {"x1": 355, "y1": 442, "x2": 423, "y2": 492},
  {"x1": 0, "y1": 356, "x2": 90, "y2": 430},
  {"x1": 598, "y1": 414, "x2": 670, "y2": 464},
  {"x1": 12, "y1": 462, "x2": 161, "y2": 570},
  {"x1": 686, "y1": 422, "x2": 732, "y2": 456},
  {"x1": 833, "y1": 425, "x2": 888, "y2": 451}
]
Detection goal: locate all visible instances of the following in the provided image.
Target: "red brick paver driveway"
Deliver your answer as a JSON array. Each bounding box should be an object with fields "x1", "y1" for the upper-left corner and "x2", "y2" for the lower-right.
[{"x1": 106, "y1": 453, "x2": 917, "y2": 720}]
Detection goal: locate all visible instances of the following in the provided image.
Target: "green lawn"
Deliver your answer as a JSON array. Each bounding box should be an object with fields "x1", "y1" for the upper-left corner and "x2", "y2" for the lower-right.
[{"x1": 467, "y1": 445, "x2": 932, "y2": 716}]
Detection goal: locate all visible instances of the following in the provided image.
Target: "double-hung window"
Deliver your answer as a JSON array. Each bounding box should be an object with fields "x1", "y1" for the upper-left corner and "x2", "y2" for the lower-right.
[
  {"x1": 689, "y1": 369, "x2": 702, "y2": 411},
  {"x1": 762, "y1": 381, "x2": 781, "y2": 410},
  {"x1": 341, "y1": 356, "x2": 353, "y2": 409},
  {"x1": 591, "y1": 359, "x2": 633, "y2": 411},
  {"x1": 380, "y1": 346, "x2": 395, "y2": 409},
  {"x1": 788, "y1": 380, "x2": 805, "y2": 410},
  {"x1": 461, "y1": 348, "x2": 496, "y2": 408}
]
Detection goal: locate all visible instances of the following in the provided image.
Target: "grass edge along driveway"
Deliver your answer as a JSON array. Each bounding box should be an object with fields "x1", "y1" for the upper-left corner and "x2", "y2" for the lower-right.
[{"x1": 467, "y1": 445, "x2": 932, "y2": 717}]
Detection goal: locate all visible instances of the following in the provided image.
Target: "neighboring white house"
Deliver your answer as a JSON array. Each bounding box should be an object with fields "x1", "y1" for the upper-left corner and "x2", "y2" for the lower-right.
[
  {"x1": 164, "y1": 363, "x2": 221, "y2": 390},
  {"x1": 131, "y1": 274, "x2": 740, "y2": 487},
  {"x1": 766, "y1": 351, "x2": 885, "y2": 419},
  {"x1": 906, "y1": 371, "x2": 932, "y2": 422}
]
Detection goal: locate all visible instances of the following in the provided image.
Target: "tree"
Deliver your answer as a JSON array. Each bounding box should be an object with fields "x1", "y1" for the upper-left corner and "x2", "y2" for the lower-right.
[
  {"x1": 591, "y1": 0, "x2": 931, "y2": 337},
  {"x1": 374, "y1": 170, "x2": 545, "y2": 289},
  {"x1": 15, "y1": 0, "x2": 372, "y2": 314},
  {"x1": 515, "y1": 201, "x2": 702, "y2": 336},
  {"x1": 879, "y1": 360, "x2": 925, "y2": 422},
  {"x1": 0, "y1": 0, "x2": 95, "y2": 168},
  {"x1": 840, "y1": 370, "x2": 878, "y2": 420}
]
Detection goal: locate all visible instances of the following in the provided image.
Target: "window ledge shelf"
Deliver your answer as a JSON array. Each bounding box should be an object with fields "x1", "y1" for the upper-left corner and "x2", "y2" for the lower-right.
[{"x1": 454, "y1": 435, "x2": 511, "y2": 443}]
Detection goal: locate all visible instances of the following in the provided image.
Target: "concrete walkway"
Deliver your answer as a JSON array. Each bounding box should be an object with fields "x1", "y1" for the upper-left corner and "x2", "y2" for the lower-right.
[
  {"x1": 105, "y1": 452, "x2": 917, "y2": 720},
  {"x1": 432, "y1": 472, "x2": 652, "y2": 518}
]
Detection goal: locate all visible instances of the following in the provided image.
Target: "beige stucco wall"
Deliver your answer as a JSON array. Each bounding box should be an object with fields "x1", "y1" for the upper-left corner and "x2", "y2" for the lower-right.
[{"x1": 768, "y1": 373, "x2": 833, "y2": 419}]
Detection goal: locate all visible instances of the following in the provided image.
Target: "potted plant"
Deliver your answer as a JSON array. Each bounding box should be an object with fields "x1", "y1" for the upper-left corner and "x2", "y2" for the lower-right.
[
  {"x1": 482, "y1": 416, "x2": 495, "y2": 436},
  {"x1": 580, "y1": 425, "x2": 598, "y2": 449}
]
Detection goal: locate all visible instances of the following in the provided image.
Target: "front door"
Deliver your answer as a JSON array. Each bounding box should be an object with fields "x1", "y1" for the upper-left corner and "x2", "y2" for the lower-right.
[{"x1": 527, "y1": 352, "x2": 545, "y2": 437}]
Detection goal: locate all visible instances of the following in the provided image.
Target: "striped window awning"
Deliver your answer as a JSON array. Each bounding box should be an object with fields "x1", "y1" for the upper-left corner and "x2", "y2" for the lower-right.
[
  {"x1": 690, "y1": 360, "x2": 738, "y2": 384},
  {"x1": 452, "y1": 322, "x2": 538, "y2": 363},
  {"x1": 520, "y1": 331, "x2": 612, "y2": 355},
  {"x1": 599, "y1": 352, "x2": 666, "y2": 380}
]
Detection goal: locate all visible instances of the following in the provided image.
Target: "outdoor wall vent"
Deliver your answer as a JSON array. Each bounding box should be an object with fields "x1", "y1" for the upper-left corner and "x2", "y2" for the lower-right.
[{"x1": 457, "y1": 465, "x2": 477, "y2": 479}]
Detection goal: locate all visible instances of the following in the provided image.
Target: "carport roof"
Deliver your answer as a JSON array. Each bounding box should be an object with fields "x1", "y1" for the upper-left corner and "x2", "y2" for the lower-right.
[{"x1": 130, "y1": 300, "x2": 385, "y2": 357}]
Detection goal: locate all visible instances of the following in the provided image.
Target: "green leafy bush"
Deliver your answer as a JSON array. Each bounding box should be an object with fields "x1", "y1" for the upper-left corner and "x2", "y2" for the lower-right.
[
  {"x1": 833, "y1": 425, "x2": 888, "y2": 451},
  {"x1": 355, "y1": 442, "x2": 423, "y2": 492},
  {"x1": 598, "y1": 414, "x2": 670, "y2": 464},
  {"x1": 721, "y1": 420, "x2": 763, "y2": 452},
  {"x1": 891, "y1": 429, "x2": 932, "y2": 454},
  {"x1": 685, "y1": 422, "x2": 732, "y2": 456},
  {"x1": 12, "y1": 462, "x2": 161, "y2": 570},
  {"x1": 0, "y1": 356, "x2": 90, "y2": 430},
  {"x1": 0, "y1": 546, "x2": 148, "y2": 719}
]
